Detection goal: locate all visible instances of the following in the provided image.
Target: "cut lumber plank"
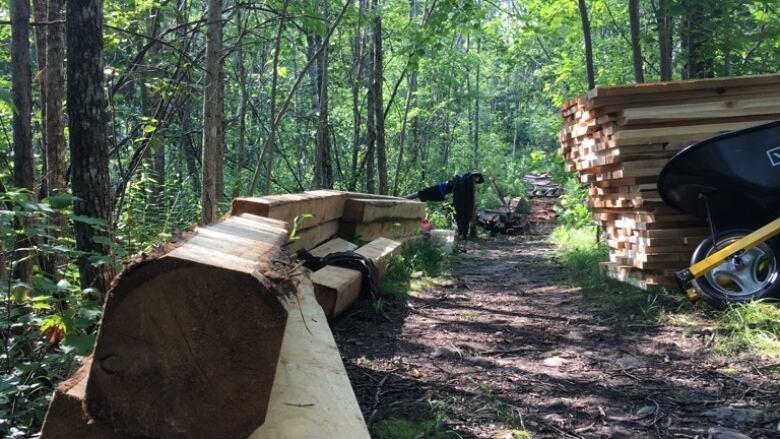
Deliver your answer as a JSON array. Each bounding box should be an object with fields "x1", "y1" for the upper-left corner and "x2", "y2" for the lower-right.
[
  {"x1": 40, "y1": 358, "x2": 143, "y2": 439},
  {"x1": 342, "y1": 198, "x2": 425, "y2": 223},
  {"x1": 338, "y1": 219, "x2": 420, "y2": 242},
  {"x1": 354, "y1": 237, "x2": 403, "y2": 275},
  {"x1": 85, "y1": 214, "x2": 291, "y2": 439},
  {"x1": 231, "y1": 190, "x2": 346, "y2": 231},
  {"x1": 309, "y1": 237, "x2": 357, "y2": 257},
  {"x1": 311, "y1": 266, "x2": 362, "y2": 319},
  {"x1": 285, "y1": 219, "x2": 340, "y2": 253},
  {"x1": 311, "y1": 237, "x2": 402, "y2": 319},
  {"x1": 586, "y1": 74, "x2": 780, "y2": 100},
  {"x1": 248, "y1": 273, "x2": 370, "y2": 439}
]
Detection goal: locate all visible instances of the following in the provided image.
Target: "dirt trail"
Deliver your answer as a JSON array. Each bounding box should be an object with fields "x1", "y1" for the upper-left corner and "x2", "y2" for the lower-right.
[{"x1": 333, "y1": 237, "x2": 780, "y2": 439}]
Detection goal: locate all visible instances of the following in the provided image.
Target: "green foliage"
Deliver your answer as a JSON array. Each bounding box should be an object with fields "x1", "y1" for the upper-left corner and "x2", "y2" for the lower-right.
[
  {"x1": 550, "y1": 225, "x2": 683, "y2": 318},
  {"x1": 0, "y1": 190, "x2": 106, "y2": 437},
  {"x1": 715, "y1": 301, "x2": 780, "y2": 358},
  {"x1": 555, "y1": 177, "x2": 592, "y2": 229},
  {"x1": 374, "y1": 417, "x2": 448, "y2": 439},
  {"x1": 380, "y1": 238, "x2": 452, "y2": 298}
]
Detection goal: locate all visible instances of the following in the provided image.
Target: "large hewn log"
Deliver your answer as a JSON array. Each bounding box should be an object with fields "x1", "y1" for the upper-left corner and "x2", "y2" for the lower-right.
[
  {"x1": 284, "y1": 219, "x2": 339, "y2": 253},
  {"x1": 85, "y1": 214, "x2": 292, "y2": 439},
  {"x1": 342, "y1": 198, "x2": 425, "y2": 223},
  {"x1": 338, "y1": 219, "x2": 420, "y2": 242},
  {"x1": 231, "y1": 190, "x2": 346, "y2": 231},
  {"x1": 309, "y1": 237, "x2": 357, "y2": 257},
  {"x1": 40, "y1": 358, "x2": 143, "y2": 439},
  {"x1": 248, "y1": 273, "x2": 370, "y2": 439}
]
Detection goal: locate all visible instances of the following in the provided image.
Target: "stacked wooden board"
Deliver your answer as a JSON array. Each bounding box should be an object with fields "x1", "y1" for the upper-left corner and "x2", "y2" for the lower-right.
[
  {"x1": 560, "y1": 74, "x2": 780, "y2": 289},
  {"x1": 40, "y1": 190, "x2": 425, "y2": 439}
]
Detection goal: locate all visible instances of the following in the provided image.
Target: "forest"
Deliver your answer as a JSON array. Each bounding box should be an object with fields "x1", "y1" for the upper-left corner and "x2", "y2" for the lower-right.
[{"x1": 2, "y1": 0, "x2": 780, "y2": 437}]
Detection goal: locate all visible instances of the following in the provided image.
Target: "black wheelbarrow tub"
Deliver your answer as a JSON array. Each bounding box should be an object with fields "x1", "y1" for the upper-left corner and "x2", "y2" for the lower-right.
[{"x1": 658, "y1": 119, "x2": 780, "y2": 224}]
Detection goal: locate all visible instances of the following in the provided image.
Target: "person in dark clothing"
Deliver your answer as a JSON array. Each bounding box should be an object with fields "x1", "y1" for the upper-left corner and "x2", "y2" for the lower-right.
[{"x1": 407, "y1": 172, "x2": 484, "y2": 238}]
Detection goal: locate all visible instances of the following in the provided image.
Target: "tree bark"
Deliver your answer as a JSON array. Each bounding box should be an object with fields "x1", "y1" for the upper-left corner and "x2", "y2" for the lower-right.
[
  {"x1": 201, "y1": 0, "x2": 224, "y2": 224},
  {"x1": 66, "y1": 0, "x2": 115, "y2": 294},
  {"x1": 232, "y1": 5, "x2": 249, "y2": 198},
  {"x1": 473, "y1": 32, "x2": 481, "y2": 170},
  {"x1": 32, "y1": 0, "x2": 47, "y2": 197},
  {"x1": 262, "y1": 0, "x2": 290, "y2": 195},
  {"x1": 655, "y1": 0, "x2": 673, "y2": 81},
  {"x1": 314, "y1": 1, "x2": 333, "y2": 189},
  {"x1": 629, "y1": 0, "x2": 644, "y2": 83},
  {"x1": 177, "y1": 0, "x2": 199, "y2": 194},
  {"x1": 45, "y1": 0, "x2": 67, "y2": 276},
  {"x1": 578, "y1": 0, "x2": 596, "y2": 90},
  {"x1": 372, "y1": 0, "x2": 387, "y2": 194},
  {"x1": 11, "y1": 0, "x2": 34, "y2": 283}
]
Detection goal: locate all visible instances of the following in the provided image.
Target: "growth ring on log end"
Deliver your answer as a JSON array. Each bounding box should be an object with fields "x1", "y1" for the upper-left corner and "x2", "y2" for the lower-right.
[{"x1": 85, "y1": 258, "x2": 288, "y2": 439}]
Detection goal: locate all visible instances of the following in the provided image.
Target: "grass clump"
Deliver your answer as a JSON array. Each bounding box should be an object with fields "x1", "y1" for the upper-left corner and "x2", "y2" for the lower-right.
[
  {"x1": 550, "y1": 225, "x2": 685, "y2": 319},
  {"x1": 380, "y1": 238, "x2": 453, "y2": 298},
  {"x1": 551, "y1": 225, "x2": 780, "y2": 359},
  {"x1": 374, "y1": 418, "x2": 448, "y2": 439},
  {"x1": 715, "y1": 301, "x2": 780, "y2": 358}
]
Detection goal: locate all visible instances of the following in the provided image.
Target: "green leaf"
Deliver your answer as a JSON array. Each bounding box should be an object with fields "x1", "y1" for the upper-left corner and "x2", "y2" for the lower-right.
[
  {"x1": 92, "y1": 236, "x2": 112, "y2": 246},
  {"x1": 61, "y1": 334, "x2": 96, "y2": 356},
  {"x1": 45, "y1": 193, "x2": 78, "y2": 209}
]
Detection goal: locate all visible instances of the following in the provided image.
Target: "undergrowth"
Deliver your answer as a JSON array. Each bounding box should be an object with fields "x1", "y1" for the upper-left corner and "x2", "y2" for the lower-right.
[
  {"x1": 379, "y1": 238, "x2": 453, "y2": 299},
  {"x1": 551, "y1": 225, "x2": 780, "y2": 360}
]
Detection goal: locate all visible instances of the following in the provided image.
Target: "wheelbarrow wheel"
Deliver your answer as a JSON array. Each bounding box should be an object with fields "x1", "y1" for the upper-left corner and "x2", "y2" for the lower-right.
[{"x1": 691, "y1": 229, "x2": 780, "y2": 309}]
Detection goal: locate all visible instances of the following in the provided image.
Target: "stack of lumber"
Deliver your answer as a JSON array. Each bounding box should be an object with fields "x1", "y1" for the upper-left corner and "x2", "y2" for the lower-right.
[
  {"x1": 560, "y1": 74, "x2": 780, "y2": 289},
  {"x1": 40, "y1": 190, "x2": 425, "y2": 439}
]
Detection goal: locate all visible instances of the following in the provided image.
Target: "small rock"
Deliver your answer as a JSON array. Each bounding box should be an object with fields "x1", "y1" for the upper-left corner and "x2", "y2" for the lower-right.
[
  {"x1": 544, "y1": 398, "x2": 566, "y2": 409},
  {"x1": 616, "y1": 355, "x2": 645, "y2": 369},
  {"x1": 703, "y1": 407, "x2": 763, "y2": 423},
  {"x1": 470, "y1": 357, "x2": 493, "y2": 368},
  {"x1": 543, "y1": 413, "x2": 566, "y2": 426},
  {"x1": 707, "y1": 426, "x2": 752, "y2": 439},
  {"x1": 431, "y1": 347, "x2": 457, "y2": 359},
  {"x1": 635, "y1": 405, "x2": 656, "y2": 418},
  {"x1": 543, "y1": 356, "x2": 566, "y2": 367}
]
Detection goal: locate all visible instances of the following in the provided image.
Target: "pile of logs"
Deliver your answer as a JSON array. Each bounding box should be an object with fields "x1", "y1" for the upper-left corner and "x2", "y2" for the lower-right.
[
  {"x1": 560, "y1": 74, "x2": 780, "y2": 289},
  {"x1": 477, "y1": 173, "x2": 563, "y2": 235},
  {"x1": 40, "y1": 191, "x2": 424, "y2": 439}
]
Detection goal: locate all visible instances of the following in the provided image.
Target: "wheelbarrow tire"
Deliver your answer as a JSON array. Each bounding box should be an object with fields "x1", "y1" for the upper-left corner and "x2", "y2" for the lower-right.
[{"x1": 690, "y1": 229, "x2": 780, "y2": 310}]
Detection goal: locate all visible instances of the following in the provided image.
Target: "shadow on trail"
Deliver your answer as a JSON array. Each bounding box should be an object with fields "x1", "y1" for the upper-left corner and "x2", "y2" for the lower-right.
[{"x1": 332, "y1": 236, "x2": 780, "y2": 438}]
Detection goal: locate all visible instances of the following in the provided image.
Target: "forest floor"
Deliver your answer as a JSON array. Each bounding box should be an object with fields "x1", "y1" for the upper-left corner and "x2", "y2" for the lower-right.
[{"x1": 332, "y1": 236, "x2": 780, "y2": 439}]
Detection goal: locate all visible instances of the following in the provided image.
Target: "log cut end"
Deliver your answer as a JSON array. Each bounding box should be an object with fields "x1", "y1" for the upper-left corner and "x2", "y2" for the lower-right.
[
  {"x1": 40, "y1": 358, "x2": 143, "y2": 439},
  {"x1": 85, "y1": 214, "x2": 291, "y2": 439}
]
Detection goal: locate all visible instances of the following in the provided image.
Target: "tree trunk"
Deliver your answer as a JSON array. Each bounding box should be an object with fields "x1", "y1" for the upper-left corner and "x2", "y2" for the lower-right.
[
  {"x1": 655, "y1": 0, "x2": 673, "y2": 81},
  {"x1": 232, "y1": 6, "x2": 248, "y2": 198},
  {"x1": 473, "y1": 33, "x2": 481, "y2": 170},
  {"x1": 66, "y1": 0, "x2": 115, "y2": 294},
  {"x1": 262, "y1": 0, "x2": 290, "y2": 195},
  {"x1": 201, "y1": 0, "x2": 224, "y2": 224},
  {"x1": 11, "y1": 0, "x2": 34, "y2": 283},
  {"x1": 177, "y1": 0, "x2": 199, "y2": 194},
  {"x1": 314, "y1": 1, "x2": 333, "y2": 189},
  {"x1": 45, "y1": 0, "x2": 67, "y2": 276},
  {"x1": 391, "y1": 72, "x2": 414, "y2": 196},
  {"x1": 629, "y1": 0, "x2": 644, "y2": 83},
  {"x1": 578, "y1": 0, "x2": 596, "y2": 90},
  {"x1": 365, "y1": 80, "x2": 376, "y2": 193},
  {"x1": 372, "y1": 0, "x2": 387, "y2": 194},
  {"x1": 32, "y1": 0, "x2": 47, "y2": 197}
]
